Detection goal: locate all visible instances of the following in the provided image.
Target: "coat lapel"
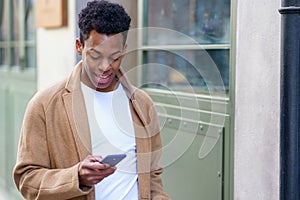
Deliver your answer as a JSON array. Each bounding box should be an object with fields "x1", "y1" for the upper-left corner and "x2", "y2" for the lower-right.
[
  {"x1": 130, "y1": 100, "x2": 151, "y2": 174},
  {"x1": 120, "y1": 69, "x2": 152, "y2": 173},
  {"x1": 63, "y1": 61, "x2": 92, "y2": 160}
]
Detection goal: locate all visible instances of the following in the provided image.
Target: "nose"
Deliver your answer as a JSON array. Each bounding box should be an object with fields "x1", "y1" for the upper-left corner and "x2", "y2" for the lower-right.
[{"x1": 97, "y1": 58, "x2": 111, "y2": 73}]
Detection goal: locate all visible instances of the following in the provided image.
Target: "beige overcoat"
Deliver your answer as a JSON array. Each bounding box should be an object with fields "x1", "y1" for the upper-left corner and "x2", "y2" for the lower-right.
[{"x1": 13, "y1": 61, "x2": 170, "y2": 200}]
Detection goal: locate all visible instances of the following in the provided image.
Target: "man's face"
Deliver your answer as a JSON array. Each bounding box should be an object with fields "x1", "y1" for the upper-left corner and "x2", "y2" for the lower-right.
[{"x1": 76, "y1": 30, "x2": 126, "y2": 92}]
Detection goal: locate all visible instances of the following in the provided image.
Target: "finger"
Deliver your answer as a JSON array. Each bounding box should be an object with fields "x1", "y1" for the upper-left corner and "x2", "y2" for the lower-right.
[
  {"x1": 82, "y1": 155, "x2": 102, "y2": 163},
  {"x1": 91, "y1": 162, "x2": 111, "y2": 170},
  {"x1": 80, "y1": 165, "x2": 115, "y2": 178},
  {"x1": 83, "y1": 167, "x2": 115, "y2": 179},
  {"x1": 81, "y1": 177, "x2": 104, "y2": 187},
  {"x1": 98, "y1": 167, "x2": 117, "y2": 176},
  {"x1": 93, "y1": 155, "x2": 103, "y2": 161},
  {"x1": 80, "y1": 171, "x2": 111, "y2": 185},
  {"x1": 91, "y1": 171, "x2": 115, "y2": 183},
  {"x1": 88, "y1": 155, "x2": 102, "y2": 162},
  {"x1": 82, "y1": 161, "x2": 110, "y2": 170},
  {"x1": 80, "y1": 168, "x2": 116, "y2": 186}
]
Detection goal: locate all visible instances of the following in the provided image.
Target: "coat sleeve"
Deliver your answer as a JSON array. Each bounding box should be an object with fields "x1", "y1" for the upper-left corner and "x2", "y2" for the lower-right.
[
  {"x1": 149, "y1": 138, "x2": 171, "y2": 200},
  {"x1": 13, "y1": 95, "x2": 92, "y2": 200}
]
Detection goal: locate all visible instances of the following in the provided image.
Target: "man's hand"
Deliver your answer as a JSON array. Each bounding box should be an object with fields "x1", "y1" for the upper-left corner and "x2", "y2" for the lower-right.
[{"x1": 78, "y1": 155, "x2": 116, "y2": 187}]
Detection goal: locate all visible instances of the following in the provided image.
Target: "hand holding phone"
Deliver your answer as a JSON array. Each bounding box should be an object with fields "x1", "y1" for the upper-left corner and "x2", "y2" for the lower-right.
[
  {"x1": 99, "y1": 154, "x2": 127, "y2": 166},
  {"x1": 78, "y1": 155, "x2": 116, "y2": 187}
]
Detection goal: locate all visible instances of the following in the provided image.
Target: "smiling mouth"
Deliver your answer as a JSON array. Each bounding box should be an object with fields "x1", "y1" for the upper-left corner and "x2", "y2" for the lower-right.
[
  {"x1": 96, "y1": 74, "x2": 112, "y2": 84},
  {"x1": 99, "y1": 74, "x2": 110, "y2": 79}
]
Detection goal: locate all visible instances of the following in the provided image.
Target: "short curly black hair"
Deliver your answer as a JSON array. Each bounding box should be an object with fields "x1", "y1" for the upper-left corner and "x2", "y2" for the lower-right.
[{"x1": 78, "y1": 0, "x2": 131, "y2": 46}]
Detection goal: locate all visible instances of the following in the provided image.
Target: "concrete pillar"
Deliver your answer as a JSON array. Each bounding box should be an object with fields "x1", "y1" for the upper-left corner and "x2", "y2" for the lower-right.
[{"x1": 234, "y1": 0, "x2": 281, "y2": 199}]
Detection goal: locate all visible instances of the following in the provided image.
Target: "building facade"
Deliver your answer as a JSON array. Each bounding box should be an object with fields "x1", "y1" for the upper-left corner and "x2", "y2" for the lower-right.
[{"x1": 0, "y1": 0, "x2": 281, "y2": 199}]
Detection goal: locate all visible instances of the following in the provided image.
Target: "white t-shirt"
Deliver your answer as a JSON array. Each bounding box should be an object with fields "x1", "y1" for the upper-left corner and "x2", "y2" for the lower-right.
[{"x1": 81, "y1": 82, "x2": 138, "y2": 200}]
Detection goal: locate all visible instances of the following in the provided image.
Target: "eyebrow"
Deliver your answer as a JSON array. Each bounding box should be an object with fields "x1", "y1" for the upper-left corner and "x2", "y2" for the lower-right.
[{"x1": 90, "y1": 48, "x2": 122, "y2": 57}]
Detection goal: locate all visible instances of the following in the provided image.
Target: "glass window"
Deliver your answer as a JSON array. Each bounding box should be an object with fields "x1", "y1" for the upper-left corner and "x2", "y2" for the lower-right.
[
  {"x1": 25, "y1": 46, "x2": 35, "y2": 67},
  {"x1": 0, "y1": 1, "x2": 7, "y2": 66},
  {"x1": 0, "y1": 48, "x2": 6, "y2": 66},
  {"x1": 25, "y1": 0, "x2": 36, "y2": 68},
  {"x1": 143, "y1": 49, "x2": 229, "y2": 93},
  {"x1": 13, "y1": 47, "x2": 20, "y2": 66},
  {"x1": 145, "y1": 0, "x2": 230, "y2": 45},
  {"x1": 0, "y1": 0, "x2": 7, "y2": 41},
  {"x1": 0, "y1": 0, "x2": 36, "y2": 68},
  {"x1": 13, "y1": 0, "x2": 19, "y2": 41},
  {"x1": 25, "y1": 0, "x2": 35, "y2": 40},
  {"x1": 141, "y1": 0, "x2": 231, "y2": 95}
]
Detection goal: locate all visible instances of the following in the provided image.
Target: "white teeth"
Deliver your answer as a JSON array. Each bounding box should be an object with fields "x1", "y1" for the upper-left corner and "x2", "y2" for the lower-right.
[{"x1": 99, "y1": 75, "x2": 109, "y2": 79}]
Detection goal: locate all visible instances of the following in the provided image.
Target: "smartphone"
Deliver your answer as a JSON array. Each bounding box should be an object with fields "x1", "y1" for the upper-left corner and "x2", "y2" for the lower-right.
[{"x1": 99, "y1": 154, "x2": 127, "y2": 166}]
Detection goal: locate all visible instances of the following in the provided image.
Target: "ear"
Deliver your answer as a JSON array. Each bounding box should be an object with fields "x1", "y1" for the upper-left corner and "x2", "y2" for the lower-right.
[{"x1": 76, "y1": 38, "x2": 83, "y2": 55}]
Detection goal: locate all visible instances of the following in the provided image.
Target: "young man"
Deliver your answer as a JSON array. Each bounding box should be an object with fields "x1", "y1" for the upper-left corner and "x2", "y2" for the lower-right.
[{"x1": 13, "y1": 1, "x2": 169, "y2": 199}]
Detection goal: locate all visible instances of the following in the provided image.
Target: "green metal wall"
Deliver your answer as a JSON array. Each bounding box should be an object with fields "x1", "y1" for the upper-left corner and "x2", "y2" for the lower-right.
[
  {"x1": 0, "y1": 71, "x2": 36, "y2": 199},
  {"x1": 146, "y1": 89, "x2": 232, "y2": 200}
]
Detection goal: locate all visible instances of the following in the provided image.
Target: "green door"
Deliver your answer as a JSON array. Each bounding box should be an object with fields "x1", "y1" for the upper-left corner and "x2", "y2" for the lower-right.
[{"x1": 0, "y1": 0, "x2": 36, "y2": 199}]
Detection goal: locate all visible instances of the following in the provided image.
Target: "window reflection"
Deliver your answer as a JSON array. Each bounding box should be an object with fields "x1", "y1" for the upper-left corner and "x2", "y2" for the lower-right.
[
  {"x1": 26, "y1": 47, "x2": 35, "y2": 67},
  {"x1": 25, "y1": 0, "x2": 35, "y2": 40},
  {"x1": 0, "y1": 0, "x2": 6, "y2": 66},
  {"x1": 146, "y1": 0, "x2": 230, "y2": 45},
  {"x1": 12, "y1": 0, "x2": 19, "y2": 66},
  {"x1": 0, "y1": 48, "x2": 6, "y2": 66},
  {"x1": 13, "y1": 47, "x2": 19, "y2": 66},
  {"x1": 143, "y1": 0, "x2": 231, "y2": 94},
  {"x1": 0, "y1": 0, "x2": 7, "y2": 41},
  {"x1": 143, "y1": 50, "x2": 229, "y2": 93},
  {"x1": 0, "y1": 0, "x2": 36, "y2": 68},
  {"x1": 25, "y1": 0, "x2": 36, "y2": 68},
  {"x1": 13, "y1": 0, "x2": 19, "y2": 41}
]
